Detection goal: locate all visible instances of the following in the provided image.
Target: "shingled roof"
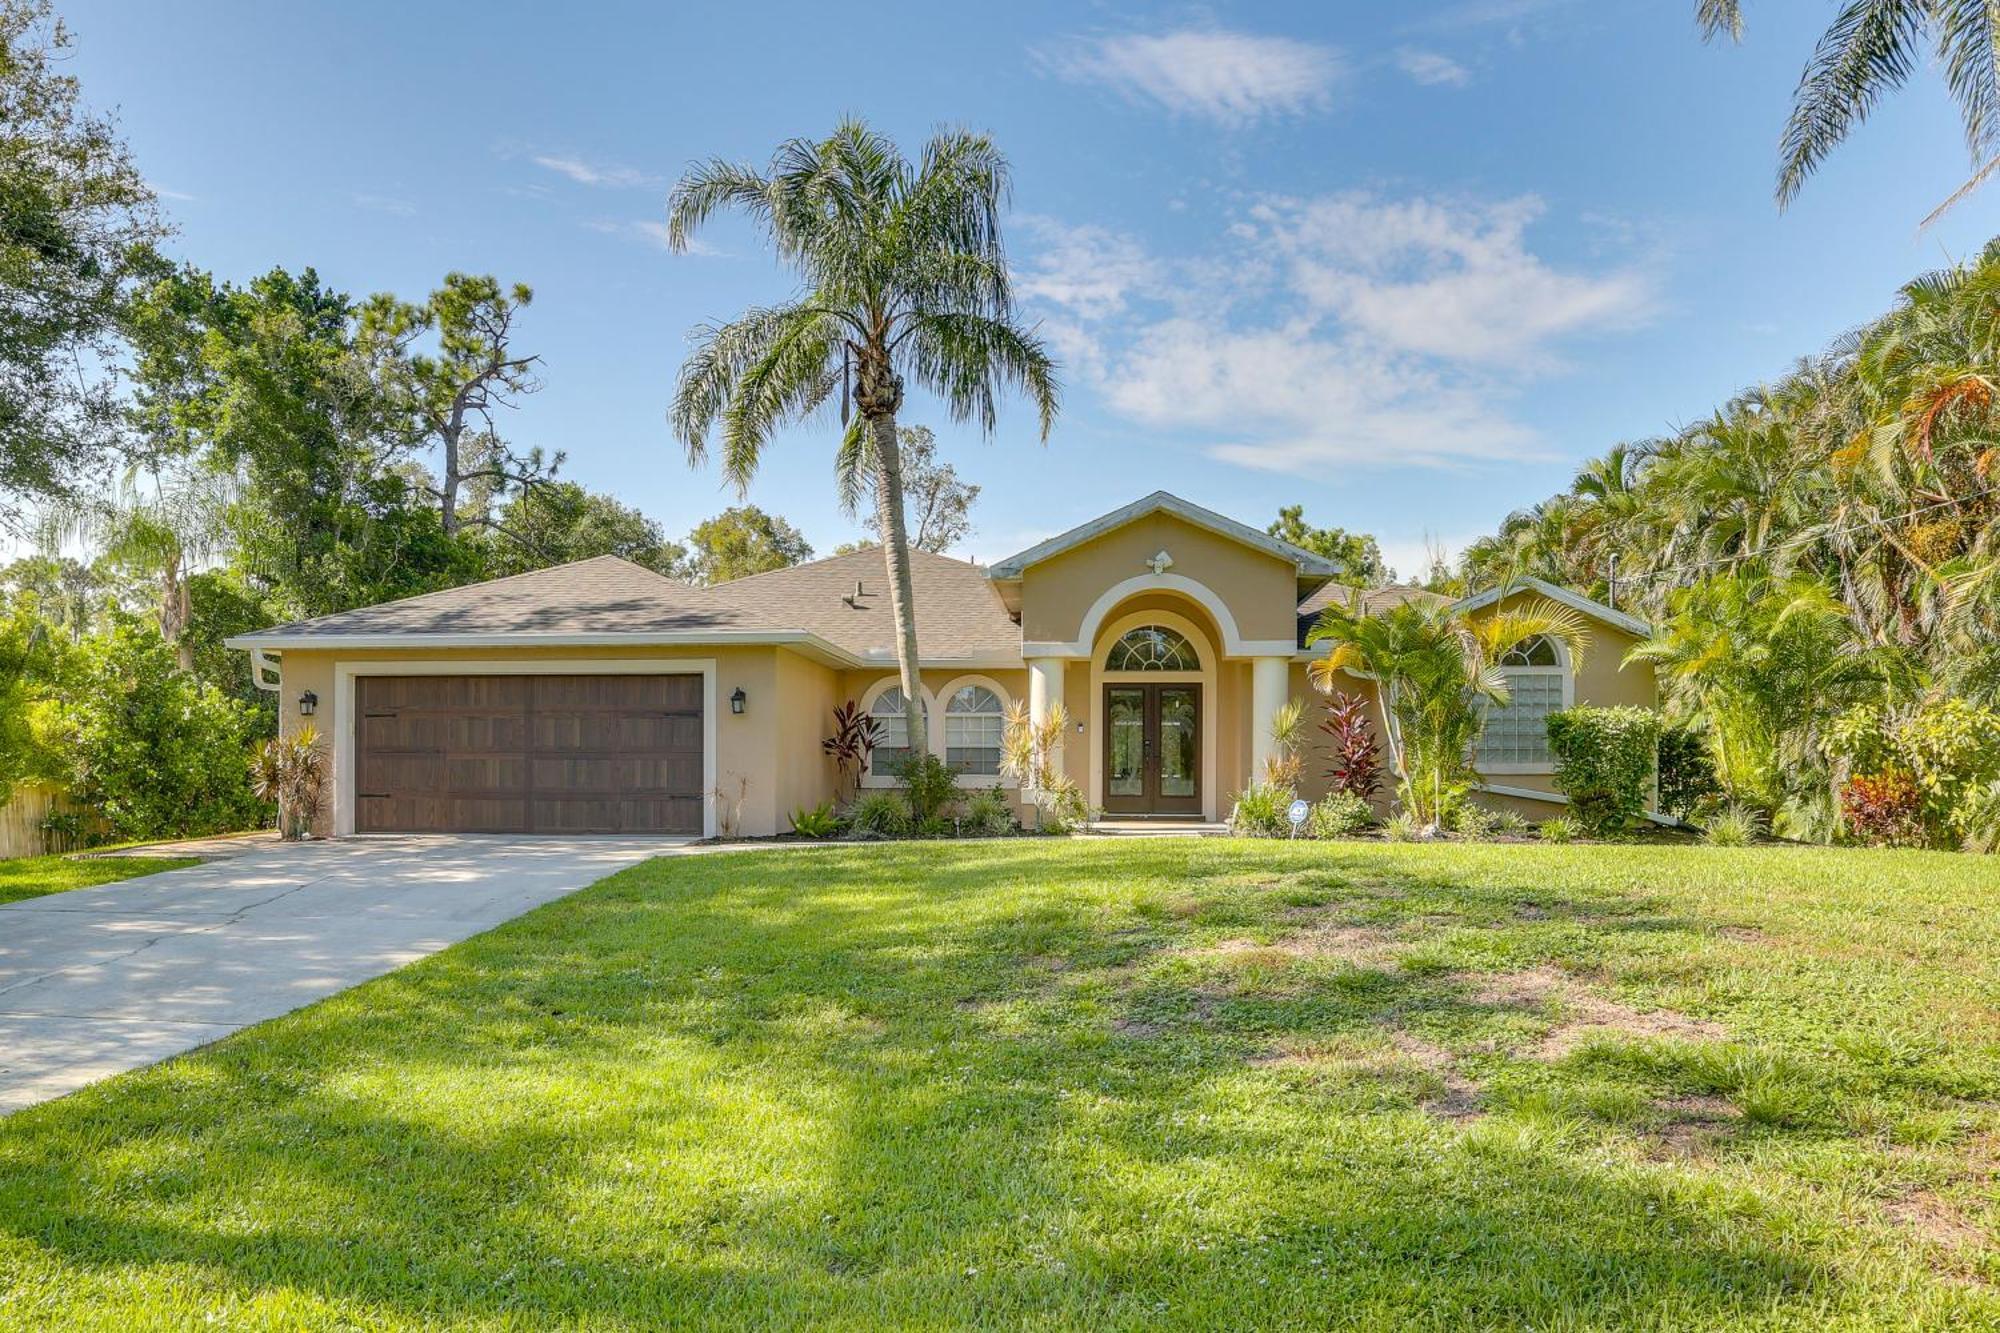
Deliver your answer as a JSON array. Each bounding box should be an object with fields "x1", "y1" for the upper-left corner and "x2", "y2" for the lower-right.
[
  {"x1": 710, "y1": 546, "x2": 1021, "y2": 663},
  {"x1": 231, "y1": 555, "x2": 790, "y2": 645},
  {"x1": 229, "y1": 548, "x2": 1026, "y2": 665}
]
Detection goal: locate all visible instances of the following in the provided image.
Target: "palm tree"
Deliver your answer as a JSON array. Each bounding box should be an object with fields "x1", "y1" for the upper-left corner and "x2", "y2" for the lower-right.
[
  {"x1": 1701, "y1": 1, "x2": 2000, "y2": 220},
  {"x1": 666, "y1": 120, "x2": 1058, "y2": 759},
  {"x1": 39, "y1": 461, "x2": 227, "y2": 672},
  {"x1": 1305, "y1": 596, "x2": 1589, "y2": 825}
]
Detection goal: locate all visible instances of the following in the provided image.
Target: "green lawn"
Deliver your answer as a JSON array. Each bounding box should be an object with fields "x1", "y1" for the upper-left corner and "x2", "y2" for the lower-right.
[
  {"x1": 0, "y1": 853, "x2": 198, "y2": 906},
  {"x1": 1, "y1": 841, "x2": 1997, "y2": 1329}
]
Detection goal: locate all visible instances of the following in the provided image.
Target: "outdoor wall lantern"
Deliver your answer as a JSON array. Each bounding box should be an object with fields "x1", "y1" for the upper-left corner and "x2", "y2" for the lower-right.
[
  {"x1": 730, "y1": 687, "x2": 747, "y2": 715},
  {"x1": 298, "y1": 690, "x2": 318, "y2": 717}
]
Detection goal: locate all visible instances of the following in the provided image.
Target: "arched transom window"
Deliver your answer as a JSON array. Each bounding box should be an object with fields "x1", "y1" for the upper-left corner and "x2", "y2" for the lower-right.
[
  {"x1": 1106, "y1": 626, "x2": 1199, "y2": 672},
  {"x1": 944, "y1": 685, "x2": 1003, "y2": 776},
  {"x1": 869, "y1": 686, "x2": 914, "y2": 777},
  {"x1": 1480, "y1": 635, "x2": 1566, "y2": 767}
]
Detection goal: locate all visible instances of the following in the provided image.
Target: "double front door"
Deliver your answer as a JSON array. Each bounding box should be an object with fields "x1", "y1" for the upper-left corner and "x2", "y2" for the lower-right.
[{"x1": 1103, "y1": 683, "x2": 1201, "y2": 816}]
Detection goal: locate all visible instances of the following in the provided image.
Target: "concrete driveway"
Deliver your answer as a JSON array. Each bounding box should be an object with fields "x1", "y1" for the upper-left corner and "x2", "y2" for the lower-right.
[{"x1": 0, "y1": 835, "x2": 688, "y2": 1114}]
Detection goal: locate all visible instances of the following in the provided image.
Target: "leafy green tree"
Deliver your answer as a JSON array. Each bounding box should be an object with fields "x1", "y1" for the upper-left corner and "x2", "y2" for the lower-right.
[
  {"x1": 0, "y1": 554, "x2": 99, "y2": 640},
  {"x1": 1305, "y1": 596, "x2": 1588, "y2": 825},
  {"x1": 0, "y1": 593, "x2": 63, "y2": 803},
  {"x1": 685, "y1": 505, "x2": 811, "y2": 584},
  {"x1": 485, "y1": 481, "x2": 687, "y2": 579},
  {"x1": 1700, "y1": 1, "x2": 2000, "y2": 220},
  {"x1": 126, "y1": 266, "x2": 478, "y2": 618},
  {"x1": 668, "y1": 119, "x2": 1058, "y2": 759},
  {"x1": 0, "y1": 0, "x2": 165, "y2": 530},
  {"x1": 1627, "y1": 571, "x2": 1898, "y2": 825},
  {"x1": 839, "y1": 425, "x2": 980, "y2": 553},
  {"x1": 1267, "y1": 506, "x2": 1387, "y2": 586},
  {"x1": 36, "y1": 618, "x2": 264, "y2": 838},
  {"x1": 359, "y1": 273, "x2": 554, "y2": 536}
]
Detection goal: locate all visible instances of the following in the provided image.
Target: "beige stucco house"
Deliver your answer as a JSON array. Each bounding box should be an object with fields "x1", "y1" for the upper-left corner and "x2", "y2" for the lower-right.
[{"x1": 228, "y1": 491, "x2": 1655, "y2": 838}]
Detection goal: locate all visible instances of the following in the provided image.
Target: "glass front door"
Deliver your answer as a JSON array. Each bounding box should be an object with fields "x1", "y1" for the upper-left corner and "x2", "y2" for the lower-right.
[{"x1": 1101, "y1": 683, "x2": 1202, "y2": 816}]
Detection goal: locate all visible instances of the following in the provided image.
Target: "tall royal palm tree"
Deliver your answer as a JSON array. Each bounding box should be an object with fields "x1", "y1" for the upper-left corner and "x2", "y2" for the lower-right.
[
  {"x1": 667, "y1": 120, "x2": 1058, "y2": 759},
  {"x1": 1701, "y1": 1, "x2": 2000, "y2": 220}
]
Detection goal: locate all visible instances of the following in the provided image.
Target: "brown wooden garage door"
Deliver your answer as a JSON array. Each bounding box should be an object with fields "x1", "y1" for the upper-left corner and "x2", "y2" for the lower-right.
[{"x1": 355, "y1": 675, "x2": 704, "y2": 834}]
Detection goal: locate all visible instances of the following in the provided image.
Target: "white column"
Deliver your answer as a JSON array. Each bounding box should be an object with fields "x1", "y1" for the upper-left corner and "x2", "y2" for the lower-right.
[
  {"x1": 1250, "y1": 655, "x2": 1290, "y2": 783},
  {"x1": 1027, "y1": 657, "x2": 1065, "y2": 785}
]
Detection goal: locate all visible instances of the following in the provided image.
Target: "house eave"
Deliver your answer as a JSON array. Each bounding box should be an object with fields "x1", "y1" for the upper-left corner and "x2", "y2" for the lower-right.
[
  {"x1": 1451, "y1": 577, "x2": 1652, "y2": 638},
  {"x1": 222, "y1": 629, "x2": 868, "y2": 668}
]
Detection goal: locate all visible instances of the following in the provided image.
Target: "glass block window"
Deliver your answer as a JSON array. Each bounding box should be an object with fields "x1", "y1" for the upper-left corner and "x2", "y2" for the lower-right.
[
  {"x1": 869, "y1": 686, "x2": 912, "y2": 777},
  {"x1": 1479, "y1": 638, "x2": 1566, "y2": 767},
  {"x1": 944, "y1": 685, "x2": 1003, "y2": 776},
  {"x1": 1106, "y1": 626, "x2": 1198, "y2": 671}
]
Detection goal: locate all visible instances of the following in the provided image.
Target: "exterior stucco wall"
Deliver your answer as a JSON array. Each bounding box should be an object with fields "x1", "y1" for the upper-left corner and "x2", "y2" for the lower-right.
[
  {"x1": 275, "y1": 643, "x2": 805, "y2": 838},
  {"x1": 1018, "y1": 512, "x2": 1301, "y2": 646}
]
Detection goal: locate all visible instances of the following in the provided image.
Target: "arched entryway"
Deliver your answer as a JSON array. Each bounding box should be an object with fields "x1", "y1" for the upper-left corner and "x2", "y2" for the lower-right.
[{"x1": 1089, "y1": 603, "x2": 1219, "y2": 819}]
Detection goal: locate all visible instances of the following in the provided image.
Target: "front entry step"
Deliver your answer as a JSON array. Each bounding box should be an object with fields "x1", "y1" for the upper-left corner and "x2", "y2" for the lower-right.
[{"x1": 1085, "y1": 820, "x2": 1230, "y2": 838}]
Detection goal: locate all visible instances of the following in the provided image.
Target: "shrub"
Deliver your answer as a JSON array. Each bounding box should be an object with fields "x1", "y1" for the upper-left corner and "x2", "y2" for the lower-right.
[
  {"x1": 1493, "y1": 810, "x2": 1531, "y2": 838},
  {"x1": 1230, "y1": 782, "x2": 1295, "y2": 838},
  {"x1": 896, "y1": 750, "x2": 961, "y2": 825},
  {"x1": 1701, "y1": 803, "x2": 1764, "y2": 847},
  {"x1": 1318, "y1": 691, "x2": 1384, "y2": 801},
  {"x1": 1899, "y1": 697, "x2": 2000, "y2": 835},
  {"x1": 40, "y1": 621, "x2": 265, "y2": 840},
  {"x1": 1537, "y1": 816, "x2": 1581, "y2": 844},
  {"x1": 1838, "y1": 769, "x2": 1923, "y2": 847},
  {"x1": 1546, "y1": 706, "x2": 1662, "y2": 836},
  {"x1": 917, "y1": 815, "x2": 956, "y2": 837},
  {"x1": 1261, "y1": 699, "x2": 1306, "y2": 788},
  {"x1": 788, "y1": 802, "x2": 842, "y2": 839},
  {"x1": 249, "y1": 726, "x2": 329, "y2": 839},
  {"x1": 999, "y1": 699, "x2": 1090, "y2": 832},
  {"x1": 1656, "y1": 722, "x2": 1720, "y2": 821},
  {"x1": 960, "y1": 788, "x2": 1015, "y2": 837},
  {"x1": 821, "y1": 701, "x2": 882, "y2": 803},
  {"x1": 1382, "y1": 812, "x2": 1422, "y2": 842},
  {"x1": 1307, "y1": 790, "x2": 1372, "y2": 839},
  {"x1": 1958, "y1": 781, "x2": 2000, "y2": 854},
  {"x1": 1450, "y1": 802, "x2": 1498, "y2": 840},
  {"x1": 847, "y1": 790, "x2": 911, "y2": 838}
]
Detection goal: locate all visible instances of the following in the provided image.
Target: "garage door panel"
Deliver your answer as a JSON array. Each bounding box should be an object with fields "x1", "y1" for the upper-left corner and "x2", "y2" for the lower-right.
[{"x1": 355, "y1": 673, "x2": 704, "y2": 834}]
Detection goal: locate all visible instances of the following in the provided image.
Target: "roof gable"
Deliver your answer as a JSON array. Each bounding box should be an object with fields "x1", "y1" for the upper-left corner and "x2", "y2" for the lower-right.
[
  {"x1": 989, "y1": 491, "x2": 1342, "y2": 580},
  {"x1": 1450, "y1": 577, "x2": 1651, "y2": 638}
]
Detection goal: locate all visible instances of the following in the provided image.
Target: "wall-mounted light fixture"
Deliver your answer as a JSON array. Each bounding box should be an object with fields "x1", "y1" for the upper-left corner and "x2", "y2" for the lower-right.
[
  {"x1": 298, "y1": 690, "x2": 318, "y2": 717},
  {"x1": 730, "y1": 687, "x2": 747, "y2": 715}
]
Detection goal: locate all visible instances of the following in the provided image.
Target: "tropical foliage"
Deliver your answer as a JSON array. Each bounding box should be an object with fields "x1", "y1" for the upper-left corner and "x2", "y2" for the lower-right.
[
  {"x1": 1460, "y1": 241, "x2": 2000, "y2": 847},
  {"x1": 668, "y1": 119, "x2": 1057, "y2": 763},
  {"x1": 1306, "y1": 597, "x2": 1587, "y2": 826},
  {"x1": 1545, "y1": 706, "x2": 1662, "y2": 836}
]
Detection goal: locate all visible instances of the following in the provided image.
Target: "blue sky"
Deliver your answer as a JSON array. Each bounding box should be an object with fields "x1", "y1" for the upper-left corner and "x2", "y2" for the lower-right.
[{"x1": 58, "y1": 0, "x2": 2000, "y2": 577}]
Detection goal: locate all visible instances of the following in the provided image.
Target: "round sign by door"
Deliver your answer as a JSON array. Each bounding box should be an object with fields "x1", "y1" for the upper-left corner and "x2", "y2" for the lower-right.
[{"x1": 1287, "y1": 799, "x2": 1310, "y2": 828}]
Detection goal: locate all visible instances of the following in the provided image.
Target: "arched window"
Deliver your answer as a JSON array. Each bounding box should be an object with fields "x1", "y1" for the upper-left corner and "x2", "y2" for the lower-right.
[
  {"x1": 869, "y1": 686, "x2": 913, "y2": 778},
  {"x1": 944, "y1": 685, "x2": 1004, "y2": 776},
  {"x1": 1480, "y1": 636, "x2": 1566, "y2": 768},
  {"x1": 1105, "y1": 626, "x2": 1199, "y2": 672}
]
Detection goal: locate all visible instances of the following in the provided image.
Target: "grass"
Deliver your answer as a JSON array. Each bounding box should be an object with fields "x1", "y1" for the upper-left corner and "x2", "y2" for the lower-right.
[
  {"x1": 1, "y1": 840, "x2": 1997, "y2": 1328},
  {"x1": 0, "y1": 853, "x2": 198, "y2": 906}
]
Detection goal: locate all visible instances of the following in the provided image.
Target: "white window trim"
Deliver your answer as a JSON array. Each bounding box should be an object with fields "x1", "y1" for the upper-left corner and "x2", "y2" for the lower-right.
[
  {"x1": 331, "y1": 657, "x2": 718, "y2": 839},
  {"x1": 1475, "y1": 638, "x2": 1574, "y2": 776},
  {"x1": 858, "y1": 676, "x2": 941, "y2": 789},
  {"x1": 937, "y1": 674, "x2": 1013, "y2": 789}
]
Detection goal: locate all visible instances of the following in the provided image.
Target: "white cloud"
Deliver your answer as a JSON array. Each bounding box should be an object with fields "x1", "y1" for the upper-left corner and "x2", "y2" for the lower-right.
[
  {"x1": 1019, "y1": 190, "x2": 1655, "y2": 475},
  {"x1": 1396, "y1": 48, "x2": 1471, "y2": 86},
  {"x1": 1015, "y1": 217, "x2": 1158, "y2": 318},
  {"x1": 532, "y1": 153, "x2": 661, "y2": 189},
  {"x1": 1042, "y1": 28, "x2": 1342, "y2": 125},
  {"x1": 1250, "y1": 193, "x2": 1655, "y2": 367},
  {"x1": 146, "y1": 180, "x2": 196, "y2": 203},
  {"x1": 584, "y1": 218, "x2": 721, "y2": 255}
]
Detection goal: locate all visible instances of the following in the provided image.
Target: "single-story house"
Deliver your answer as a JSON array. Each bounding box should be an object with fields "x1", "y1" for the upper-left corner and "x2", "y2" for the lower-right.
[{"x1": 227, "y1": 491, "x2": 1655, "y2": 838}]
